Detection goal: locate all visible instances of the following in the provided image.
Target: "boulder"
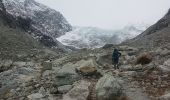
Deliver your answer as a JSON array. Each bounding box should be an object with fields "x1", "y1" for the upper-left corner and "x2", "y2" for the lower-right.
[
  {"x1": 58, "y1": 63, "x2": 77, "y2": 75},
  {"x1": 0, "y1": 60, "x2": 13, "y2": 72},
  {"x1": 158, "y1": 93, "x2": 170, "y2": 100},
  {"x1": 136, "y1": 52, "x2": 152, "y2": 65},
  {"x1": 63, "y1": 80, "x2": 90, "y2": 100},
  {"x1": 41, "y1": 61, "x2": 52, "y2": 71},
  {"x1": 53, "y1": 62, "x2": 80, "y2": 86},
  {"x1": 58, "y1": 85, "x2": 72, "y2": 94},
  {"x1": 95, "y1": 74, "x2": 123, "y2": 100},
  {"x1": 27, "y1": 93, "x2": 44, "y2": 99},
  {"x1": 158, "y1": 59, "x2": 170, "y2": 73},
  {"x1": 76, "y1": 59, "x2": 97, "y2": 75},
  {"x1": 96, "y1": 54, "x2": 112, "y2": 65},
  {"x1": 13, "y1": 61, "x2": 26, "y2": 67},
  {"x1": 54, "y1": 72, "x2": 79, "y2": 86}
]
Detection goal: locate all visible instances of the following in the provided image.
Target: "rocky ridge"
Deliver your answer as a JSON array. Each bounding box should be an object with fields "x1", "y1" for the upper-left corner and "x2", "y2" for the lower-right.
[{"x1": 1, "y1": 0, "x2": 72, "y2": 48}]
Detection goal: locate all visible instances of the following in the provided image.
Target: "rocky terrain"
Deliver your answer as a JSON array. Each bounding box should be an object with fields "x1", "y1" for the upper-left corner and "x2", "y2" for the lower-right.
[{"x1": 0, "y1": 0, "x2": 170, "y2": 100}]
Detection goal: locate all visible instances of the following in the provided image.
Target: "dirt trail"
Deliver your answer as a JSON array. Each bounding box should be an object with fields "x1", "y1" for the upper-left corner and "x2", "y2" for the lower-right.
[
  {"x1": 87, "y1": 79, "x2": 98, "y2": 100},
  {"x1": 121, "y1": 78, "x2": 150, "y2": 100}
]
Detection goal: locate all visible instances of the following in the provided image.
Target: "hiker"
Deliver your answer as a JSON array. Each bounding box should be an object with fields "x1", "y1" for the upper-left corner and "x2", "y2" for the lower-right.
[{"x1": 112, "y1": 48, "x2": 121, "y2": 69}]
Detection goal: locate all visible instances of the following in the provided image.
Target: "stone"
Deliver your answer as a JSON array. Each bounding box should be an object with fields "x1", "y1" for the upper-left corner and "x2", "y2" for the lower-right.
[
  {"x1": 120, "y1": 71, "x2": 137, "y2": 77},
  {"x1": 62, "y1": 80, "x2": 90, "y2": 100},
  {"x1": 13, "y1": 62, "x2": 26, "y2": 67},
  {"x1": 54, "y1": 72, "x2": 79, "y2": 86},
  {"x1": 58, "y1": 63, "x2": 77, "y2": 75},
  {"x1": 58, "y1": 85, "x2": 72, "y2": 93},
  {"x1": 42, "y1": 61, "x2": 53, "y2": 71},
  {"x1": 96, "y1": 54, "x2": 112, "y2": 65},
  {"x1": 50, "y1": 87, "x2": 58, "y2": 94},
  {"x1": 27, "y1": 93, "x2": 44, "y2": 99},
  {"x1": 133, "y1": 64, "x2": 143, "y2": 71},
  {"x1": 164, "y1": 59, "x2": 170, "y2": 66},
  {"x1": 0, "y1": 60, "x2": 13, "y2": 72},
  {"x1": 39, "y1": 87, "x2": 46, "y2": 96},
  {"x1": 158, "y1": 93, "x2": 170, "y2": 100},
  {"x1": 76, "y1": 59, "x2": 97, "y2": 75},
  {"x1": 3, "y1": 60, "x2": 13, "y2": 67},
  {"x1": 95, "y1": 74, "x2": 123, "y2": 100},
  {"x1": 120, "y1": 65, "x2": 133, "y2": 71},
  {"x1": 158, "y1": 59, "x2": 170, "y2": 73},
  {"x1": 136, "y1": 52, "x2": 152, "y2": 65}
]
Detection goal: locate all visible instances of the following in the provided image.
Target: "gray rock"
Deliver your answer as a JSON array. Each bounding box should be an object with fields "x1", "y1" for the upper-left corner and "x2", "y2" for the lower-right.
[
  {"x1": 62, "y1": 80, "x2": 90, "y2": 100},
  {"x1": 27, "y1": 93, "x2": 44, "y2": 99},
  {"x1": 39, "y1": 87, "x2": 46, "y2": 96},
  {"x1": 58, "y1": 63, "x2": 77, "y2": 75},
  {"x1": 42, "y1": 61, "x2": 52, "y2": 71},
  {"x1": 54, "y1": 72, "x2": 79, "y2": 86},
  {"x1": 0, "y1": 60, "x2": 13, "y2": 72},
  {"x1": 95, "y1": 74, "x2": 123, "y2": 100},
  {"x1": 76, "y1": 59, "x2": 97, "y2": 75},
  {"x1": 158, "y1": 93, "x2": 170, "y2": 100},
  {"x1": 58, "y1": 85, "x2": 72, "y2": 93},
  {"x1": 13, "y1": 62, "x2": 26, "y2": 67},
  {"x1": 158, "y1": 59, "x2": 170, "y2": 73}
]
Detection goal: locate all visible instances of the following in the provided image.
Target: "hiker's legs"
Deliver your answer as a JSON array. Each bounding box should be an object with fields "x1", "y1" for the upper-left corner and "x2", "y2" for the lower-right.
[{"x1": 117, "y1": 64, "x2": 119, "y2": 69}]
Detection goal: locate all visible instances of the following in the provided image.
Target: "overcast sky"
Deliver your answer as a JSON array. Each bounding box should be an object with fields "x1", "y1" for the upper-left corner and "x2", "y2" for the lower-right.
[{"x1": 35, "y1": 0, "x2": 170, "y2": 29}]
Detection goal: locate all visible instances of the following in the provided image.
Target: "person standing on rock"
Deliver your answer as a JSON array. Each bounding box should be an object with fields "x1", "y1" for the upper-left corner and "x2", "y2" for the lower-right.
[{"x1": 112, "y1": 48, "x2": 121, "y2": 69}]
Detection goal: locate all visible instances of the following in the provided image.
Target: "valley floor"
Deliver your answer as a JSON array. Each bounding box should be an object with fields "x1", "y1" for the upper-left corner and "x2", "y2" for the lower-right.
[{"x1": 0, "y1": 45, "x2": 170, "y2": 100}]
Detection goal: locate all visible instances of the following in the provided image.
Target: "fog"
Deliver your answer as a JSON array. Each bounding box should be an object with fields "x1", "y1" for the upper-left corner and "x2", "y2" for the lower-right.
[{"x1": 35, "y1": 0, "x2": 170, "y2": 29}]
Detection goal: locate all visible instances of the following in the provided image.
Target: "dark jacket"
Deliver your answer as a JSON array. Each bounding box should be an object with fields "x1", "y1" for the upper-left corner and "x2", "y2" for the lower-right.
[{"x1": 112, "y1": 49, "x2": 121, "y2": 62}]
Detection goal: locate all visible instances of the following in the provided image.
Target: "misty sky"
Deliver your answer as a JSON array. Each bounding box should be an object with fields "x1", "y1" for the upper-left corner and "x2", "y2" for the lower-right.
[{"x1": 35, "y1": 0, "x2": 170, "y2": 29}]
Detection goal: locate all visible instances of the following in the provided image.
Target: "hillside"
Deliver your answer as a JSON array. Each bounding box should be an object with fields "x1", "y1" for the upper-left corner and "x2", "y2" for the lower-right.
[
  {"x1": 123, "y1": 9, "x2": 170, "y2": 50},
  {"x1": 1, "y1": 0, "x2": 72, "y2": 48}
]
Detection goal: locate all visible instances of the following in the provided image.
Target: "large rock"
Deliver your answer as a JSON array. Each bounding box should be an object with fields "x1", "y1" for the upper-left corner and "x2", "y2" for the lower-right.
[
  {"x1": 76, "y1": 59, "x2": 97, "y2": 75},
  {"x1": 41, "y1": 61, "x2": 52, "y2": 71},
  {"x1": 58, "y1": 62, "x2": 77, "y2": 75},
  {"x1": 62, "y1": 80, "x2": 90, "y2": 100},
  {"x1": 54, "y1": 72, "x2": 79, "y2": 86},
  {"x1": 0, "y1": 60, "x2": 13, "y2": 72},
  {"x1": 158, "y1": 93, "x2": 170, "y2": 100},
  {"x1": 54, "y1": 62, "x2": 80, "y2": 86},
  {"x1": 158, "y1": 59, "x2": 170, "y2": 73},
  {"x1": 136, "y1": 52, "x2": 152, "y2": 65},
  {"x1": 27, "y1": 93, "x2": 44, "y2": 100},
  {"x1": 95, "y1": 74, "x2": 123, "y2": 100},
  {"x1": 13, "y1": 61, "x2": 26, "y2": 67},
  {"x1": 96, "y1": 54, "x2": 112, "y2": 66},
  {"x1": 58, "y1": 85, "x2": 72, "y2": 94}
]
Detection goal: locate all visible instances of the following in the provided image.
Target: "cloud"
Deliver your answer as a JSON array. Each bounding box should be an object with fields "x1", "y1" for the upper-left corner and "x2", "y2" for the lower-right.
[{"x1": 35, "y1": 0, "x2": 170, "y2": 29}]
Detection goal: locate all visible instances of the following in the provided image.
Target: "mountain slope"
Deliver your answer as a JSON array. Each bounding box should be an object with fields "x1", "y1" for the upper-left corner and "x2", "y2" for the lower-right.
[
  {"x1": 0, "y1": 0, "x2": 41, "y2": 59},
  {"x1": 57, "y1": 25, "x2": 148, "y2": 49},
  {"x1": 3, "y1": 0, "x2": 72, "y2": 38},
  {"x1": 1, "y1": 0, "x2": 72, "y2": 49},
  {"x1": 123, "y1": 9, "x2": 170, "y2": 50}
]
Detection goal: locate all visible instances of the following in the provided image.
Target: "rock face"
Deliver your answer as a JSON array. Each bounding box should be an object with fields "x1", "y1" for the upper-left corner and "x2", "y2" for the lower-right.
[
  {"x1": 95, "y1": 74, "x2": 123, "y2": 100},
  {"x1": 3, "y1": 0, "x2": 72, "y2": 38},
  {"x1": 1, "y1": 0, "x2": 72, "y2": 48}
]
